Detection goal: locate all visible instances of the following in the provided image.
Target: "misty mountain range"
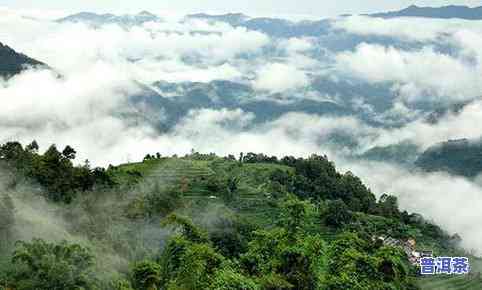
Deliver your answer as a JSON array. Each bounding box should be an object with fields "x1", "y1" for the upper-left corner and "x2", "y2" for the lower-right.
[
  {"x1": 415, "y1": 138, "x2": 482, "y2": 178},
  {"x1": 3, "y1": 5, "x2": 482, "y2": 178},
  {"x1": 369, "y1": 5, "x2": 482, "y2": 20},
  {"x1": 0, "y1": 42, "x2": 394, "y2": 128},
  {"x1": 2, "y1": 33, "x2": 476, "y2": 178},
  {"x1": 56, "y1": 11, "x2": 163, "y2": 27},
  {"x1": 56, "y1": 4, "x2": 482, "y2": 34},
  {"x1": 357, "y1": 138, "x2": 482, "y2": 179},
  {"x1": 57, "y1": 10, "x2": 333, "y2": 37},
  {"x1": 130, "y1": 80, "x2": 353, "y2": 129}
]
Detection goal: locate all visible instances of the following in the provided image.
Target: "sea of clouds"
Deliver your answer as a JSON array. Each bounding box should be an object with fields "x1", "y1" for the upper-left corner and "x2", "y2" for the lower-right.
[{"x1": 3, "y1": 7, "x2": 482, "y2": 254}]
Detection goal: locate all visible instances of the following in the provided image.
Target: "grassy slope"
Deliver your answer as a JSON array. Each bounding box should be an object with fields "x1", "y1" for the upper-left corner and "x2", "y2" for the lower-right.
[
  {"x1": 113, "y1": 157, "x2": 293, "y2": 224},
  {"x1": 113, "y1": 157, "x2": 481, "y2": 289}
]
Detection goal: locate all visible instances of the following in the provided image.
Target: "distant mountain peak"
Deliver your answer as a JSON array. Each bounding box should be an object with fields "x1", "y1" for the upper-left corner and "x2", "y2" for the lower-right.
[
  {"x1": 416, "y1": 137, "x2": 482, "y2": 177},
  {"x1": 187, "y1": 12, "x2": 250, "y2": 19},
  {"x1": 57, "y1": 11, "x2": 163, "y2": 27},
  {"x1": 369, "y1": 4, "x2": 482, "y2": 20},
  {"x1": 184, "y1": 12, "x2": 250, "y2": 26},
  {"x1": 138, "y1": 10, "x2": 156, "y2": 16}
]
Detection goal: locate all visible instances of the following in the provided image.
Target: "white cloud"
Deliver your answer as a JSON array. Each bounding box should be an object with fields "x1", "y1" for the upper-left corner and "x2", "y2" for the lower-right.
[
  {"x1": 0, "y1": 8, "x2": 329, "y2": 167},
  {"x1": 336, "y1": 43, "x2": 482, "y2": 103},
  {"x1": 334, "y1": 15, "x2": 482, "y2": 42},
  {"x1": 370, "y1": 100, "x2": 482, "y2": 150},
  {"x1": 0, "y1": 8, "x2": 274, "y2": 166},
  {"x1": 281, "y1": 37, "x2": 314, "y2": 53},
  {"x1": 0, "y1": 8, "x2": 270, "y2": 80},
  {"x1": 252, "y1": 63, "x2": 310, "y2": 93}
]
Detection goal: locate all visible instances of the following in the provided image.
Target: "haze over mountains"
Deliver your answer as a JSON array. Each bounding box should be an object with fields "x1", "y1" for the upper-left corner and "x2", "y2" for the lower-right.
[
  {"x1": 3, "y1": 4, "x2": 482, "y2": 172},
  {"x1": 56, "y1": 11, "x2": 163, "y2": 27},
  {"x1": 55, "y1": 4, "x2": 482, "y2": 33},
  {"x1": 416, "y1": 138, "x2": 482, "y2": 178},
  {"x1": 370, "y1": 5, "x2": 482, "y2": 20},
  {"x1": 4, "y1": 3, "x2": 482, "y2": 276},
  {"x1": 2, "y1": 5, "x2": 482, "y2": 175}
]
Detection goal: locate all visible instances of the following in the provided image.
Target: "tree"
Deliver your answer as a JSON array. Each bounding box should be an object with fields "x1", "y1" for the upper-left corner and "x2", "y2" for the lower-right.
[
  {"x1": 132, "y1": 261, "x2": 161, "y2": 290},
  {"x1": 209, "y1": 215, "x2": 258, "y2": 258},
  {"x1": 111, "y1": 279, "x2": 135, "y2": 290},
  {"x1": 144, "y1": 187, "x2": 183, "y2": 218},
  {"x1": 0, "y1": 142, "x2": 111, "y2": 203},
  {"x1": 376, "y1": 194, "x2": 401, "y2": 218},
  {"x1": 224, "y1": 177, "x2": 239, "y2": 202},
  {"x1": 324, "y1": 233, "x2": 378, "y2": 290},
  {"x1": 323, "y1": 200, "x2": 351, "y2": 228},
  {"x1": 278, "y1": 196, "x2": 312, "y2": 240},
  {"x1": 324, "y1": 232, "x2": 417, "y2": 290},
  {"x1": 161, "y1": 214, "x2": 208, "y2": 243},
  {"x1": 144, "y1": 154, "x2": 153, "y2": 161},
  {"x1": 211, "y1": 268, "x2": 259, "y2": 290},
  {"x1": 10, "y1": 239, "x2": 97, "y2": 290},
  {"x1": 167, "y1": 243, "x2": 224, "y2": 290},
  {"x1": 239, "y1": 198, "x2": 326, "y2": 290},
  {"x1": 25, "y1": 140, "x2": 39, "y2": 153},
  {"x1": 277, "y1": 236, "x2": 325, "y2": 290},
  {"x1": 0, "y1": 194, "x2": 15, "y2": 251},
  {"x1": 375, "y1": 247, "x2": 409, "y2": 283},
  {"x1": 34, "y1": 144, "x2": 76, "y2": 202},
  {"x1": 159, "y1": 215, "x2": 225, "y2": 290},
  {"x1": 62, "y1": 145, "x2": 77, "y2": 160},
  {"x1": 335, "y1": 172, "x2": 376, "y2": 213}
]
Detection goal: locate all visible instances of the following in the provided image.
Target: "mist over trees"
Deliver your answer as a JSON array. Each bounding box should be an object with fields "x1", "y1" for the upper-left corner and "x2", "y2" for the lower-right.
[{"x1": 0, "y1": 141, "x2": 466, "y2": 290}]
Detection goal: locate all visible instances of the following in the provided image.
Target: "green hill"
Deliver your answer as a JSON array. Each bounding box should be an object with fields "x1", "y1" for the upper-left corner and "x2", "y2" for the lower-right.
[{"x1": 0, "y1": 142, "x2": 479, "y2": 290}]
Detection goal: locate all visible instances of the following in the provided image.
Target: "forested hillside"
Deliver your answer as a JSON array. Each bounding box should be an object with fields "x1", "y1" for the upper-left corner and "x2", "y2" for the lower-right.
[
  {"x1": 416, "y1": 139, "x2": 482, "y2": 178},
  {"x1": 0, "y1": 141, "x2": 478, "y2": 290},
  {"x1": 369, "y1": 5, "x2": 482, "y2": 20},
  {"x1": 0, "y1": 43, "x2": 45, "y2": 78}
]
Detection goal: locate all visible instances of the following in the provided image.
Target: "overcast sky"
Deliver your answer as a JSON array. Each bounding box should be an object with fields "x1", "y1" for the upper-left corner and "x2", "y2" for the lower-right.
[{"x1": 1, "y1": 0, "x2": 482, "y2": 18}]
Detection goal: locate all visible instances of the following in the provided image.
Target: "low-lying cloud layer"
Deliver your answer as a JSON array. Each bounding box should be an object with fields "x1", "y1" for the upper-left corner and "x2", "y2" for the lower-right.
[{"x1": 336, "y1": 43, "x2": 482, "y2": 104}]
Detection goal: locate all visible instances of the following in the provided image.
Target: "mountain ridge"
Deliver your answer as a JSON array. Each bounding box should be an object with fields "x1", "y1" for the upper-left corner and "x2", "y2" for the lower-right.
[
  {"x1": 0, "y1": 42, "x2": 47, "y2": 78},
  {"x1": 415, "y1": 138, "x2": 482, "y2": 177},
  {"x1": 369, "y1": 5, "x2": 482, "y2": 20},
  {"x1": 56, "y1": 11, "x2": 163, "y2": 27}
]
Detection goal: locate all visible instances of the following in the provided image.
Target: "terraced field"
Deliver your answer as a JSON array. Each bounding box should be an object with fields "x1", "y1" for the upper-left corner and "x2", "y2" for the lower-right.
[
  {"x1": 418, "y1": 258, "x2": 482, "y2": 289},
  {"x1": 116, "y1": 157, "x2": 291, "y2": 199},
  {"x1": 114, "y1": 157, "x2": 293, "y2": 225},
  {"x1": 419, "y1": 274, "x2": 482, "y2": 289},
  {"x1": 116, "y1": 157, "x2": 482, "y2": 289},
  {"x1": 146, "y1": 159, "x2": 214, "y2": 183}
]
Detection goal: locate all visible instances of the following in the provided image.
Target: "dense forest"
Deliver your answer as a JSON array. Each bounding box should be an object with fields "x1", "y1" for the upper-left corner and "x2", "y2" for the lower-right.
[{"x1": 0, "y1": 141, "x2": 476, "y2": 289}]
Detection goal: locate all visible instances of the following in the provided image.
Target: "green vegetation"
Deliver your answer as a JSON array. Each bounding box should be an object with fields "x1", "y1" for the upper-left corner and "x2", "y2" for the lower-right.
[{"x1": 0, "y1": 142, "x2": 478, "y2": 289}]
